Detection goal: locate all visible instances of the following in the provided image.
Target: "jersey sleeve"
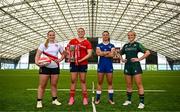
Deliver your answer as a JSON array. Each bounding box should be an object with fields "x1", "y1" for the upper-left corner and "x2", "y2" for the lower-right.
[
  {"x1": 38, "y1": 43, "x2": 45, "y2": 52},
  {"x1": 96, "y1": 44, "x2": 100, "y2": 48},
  {"x1": 68, "y1": 39, "x2": 74, "y2": 45},
  {"x1": 111, "y1": 44, "x2": 115, "y2": 49},
  {"x1": 120, "y1": 44, "x2": 126, "y2": 55},
  {"x1": 86, "y1": 40, "x2": 92, "y2": 49},
  {"x1": 138, "y1": 43, "x2": 147, "y2": 53},
  {"x1": 58, "y1": 44, "x2": 64, "y2": 53}
]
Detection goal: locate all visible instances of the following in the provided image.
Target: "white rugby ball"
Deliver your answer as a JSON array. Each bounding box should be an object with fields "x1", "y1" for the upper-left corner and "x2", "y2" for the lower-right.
[{"x1": 38, "y1": 57, "x2": 51, "y2": 65}]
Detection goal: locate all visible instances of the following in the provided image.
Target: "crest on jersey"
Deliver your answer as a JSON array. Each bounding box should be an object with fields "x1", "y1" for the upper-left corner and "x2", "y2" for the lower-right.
[{"x1": 55, "y1": 44, "x2": 58, "y2": 47}]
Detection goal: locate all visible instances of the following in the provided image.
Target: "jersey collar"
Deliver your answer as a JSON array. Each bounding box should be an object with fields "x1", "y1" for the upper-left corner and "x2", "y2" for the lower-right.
[{"x1": 102, "y1": 41, "x2": 110, "y2": 45}]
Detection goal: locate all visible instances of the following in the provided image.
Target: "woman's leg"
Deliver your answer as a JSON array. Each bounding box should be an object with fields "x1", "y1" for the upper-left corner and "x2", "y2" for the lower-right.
[
  {"x1": 95, "y1": 73, "x2": 104, "y2": 104},
  {"x1": 68, "y1": 72, "x2": 78, "y2": 105},
  {"x1": 50, "y1": 75, "x2": 59, "y2": 98},
  {"x1": 37, "y1": 75, "x2": 49, "y2": 100},
  {"x1": 79, "y1": 72, "x2": 88, "y2": 105},
  {"x1": 134, "y1": 74, "x2": 145, "y2": 107},
  {"x1": 36, "y1": 75, "x2": 49, "y2": 108},
  {"x1": 106, "y1": 73, "x2": 114, "y2": 104},
  {"x1": 123, "y1": 75, "x2": 133, "y2": 106}
]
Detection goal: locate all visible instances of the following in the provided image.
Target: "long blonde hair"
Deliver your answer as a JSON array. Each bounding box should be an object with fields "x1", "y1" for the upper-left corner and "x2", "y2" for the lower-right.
[{"x1": 45, "y1": 30, "x2": 54, "y2": 48}]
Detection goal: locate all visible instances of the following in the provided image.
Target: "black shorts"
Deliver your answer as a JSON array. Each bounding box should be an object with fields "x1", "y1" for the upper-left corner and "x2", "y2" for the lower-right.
[
  {"x1": 124, "y1": 62, "x2": 142, "y2": 76},
  {"x1": 39, "y1": 67, "x2": 60, "y2": 75},
  {"x1": 70, "y1": 62, "x2": 88, "y2": 72}
]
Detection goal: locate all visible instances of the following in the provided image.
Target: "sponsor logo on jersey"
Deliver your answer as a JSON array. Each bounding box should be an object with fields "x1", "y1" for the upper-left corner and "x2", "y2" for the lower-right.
[{"x1": 125, "y1": 48, "x2": 137, "y2": 51}]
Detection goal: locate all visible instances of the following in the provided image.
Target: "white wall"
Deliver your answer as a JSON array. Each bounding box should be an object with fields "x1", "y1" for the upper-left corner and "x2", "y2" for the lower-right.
[
  {"x1": 16, "y1": 53, "x2": 29, "y2": 69},
  {"x1": 158, "y1": 53, "x2": 171, "y2": 70}
]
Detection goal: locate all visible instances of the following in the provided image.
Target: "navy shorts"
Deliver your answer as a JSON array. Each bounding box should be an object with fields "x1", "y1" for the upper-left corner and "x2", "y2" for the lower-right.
[
  {"x1": 70, "y1": 63, "x2": 88, "y2": 72},
  {"x1": 98, "y1": 63, "x2": 113, "y2": 73},
  {"x1": 39, "y1": 67, "x2": 60, "y2": 75}
]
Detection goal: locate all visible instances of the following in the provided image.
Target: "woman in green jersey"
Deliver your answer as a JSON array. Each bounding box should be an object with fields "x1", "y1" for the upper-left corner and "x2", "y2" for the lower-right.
[{"x1": 120, "y1": 31, "x2": 150, "y2": 109}]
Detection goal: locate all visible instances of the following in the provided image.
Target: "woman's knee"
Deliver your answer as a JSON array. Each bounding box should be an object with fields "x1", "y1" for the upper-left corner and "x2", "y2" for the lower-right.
[
  {"x1": 137, "y1": 84, "x2": 144, "y2": 90},
  {"x1": 107, "y1": 81, "x2": 112, "y2": 85},
  {"x1": 51, "y1": 83, "x2": 57, "y2": 88},
  {"x1": 98, "y1": 79, "x2": 104, "y2": 85},
  {"x1": 126, "y1": 83, "x2": 132, "y2": 89},
  {"x1": 71, "y1": 79, "x2": 77, "y2": 84},
  {"x1": 80, "y1": 79, "x2": 86, "y2": 84},
  {"x1": 39, "y1": 84, "x2": 46, "y2": 89}
]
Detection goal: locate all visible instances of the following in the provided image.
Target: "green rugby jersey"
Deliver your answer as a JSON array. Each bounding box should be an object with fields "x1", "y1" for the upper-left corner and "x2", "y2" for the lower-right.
[{"x1": 120, "y1": 42, "x2": 147, "y2": 63}]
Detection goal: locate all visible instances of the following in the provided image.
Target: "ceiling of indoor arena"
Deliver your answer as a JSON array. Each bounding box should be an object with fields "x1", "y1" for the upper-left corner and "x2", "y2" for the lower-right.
[{"x1": 0, "y1": 0, "x2": 180, "y2": 60}]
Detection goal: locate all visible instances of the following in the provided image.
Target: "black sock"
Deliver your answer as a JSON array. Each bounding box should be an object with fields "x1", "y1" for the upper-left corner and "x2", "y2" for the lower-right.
[
  {"x1": 96, "y1": 91, "x2": 101, "y2": 101},
  {"x1": 127, "y1": 92, "x2": 132, "y2": 101},
  {"x1": 52, "y1": 97, "x2": 57, "y2": 101},
  {"x1": 109, "y1": 93, "x2": 113, "y2": 101},
  {"x1": 139, "y1": 94, "x2": 144, "y2": 104},
  {"x1": 37, "y1": 99, "x2": 42, "y2": 101},
  {"x1": 96, "y1": 93, "x2": 101, "y2": 101}
]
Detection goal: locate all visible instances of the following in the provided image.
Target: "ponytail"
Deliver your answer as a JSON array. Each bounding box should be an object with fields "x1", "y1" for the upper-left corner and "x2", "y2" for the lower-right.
[
  {"x1": 45, "y1": 30, "x2": 54, "y2": 48},
  {"x1": 45, "y1": 38, "x2": 49, "y2": 48}
]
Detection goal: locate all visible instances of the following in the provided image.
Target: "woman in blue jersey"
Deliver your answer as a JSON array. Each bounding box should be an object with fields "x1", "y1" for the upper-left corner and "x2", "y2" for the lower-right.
[
  {"x1": 95, "y1": 31, "x2": 115, "y2": 105},
  {"x1": 35, "y1": 30, "x2": 65, "y2": 108},
  {"x1": 120, "y1": 31, "x2": 150, "y2": 109}
]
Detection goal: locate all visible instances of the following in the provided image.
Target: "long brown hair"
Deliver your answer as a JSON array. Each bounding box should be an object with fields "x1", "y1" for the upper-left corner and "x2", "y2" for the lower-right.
[{"x1": 45, "y1": 30, "x2": 54, "y2": 48}]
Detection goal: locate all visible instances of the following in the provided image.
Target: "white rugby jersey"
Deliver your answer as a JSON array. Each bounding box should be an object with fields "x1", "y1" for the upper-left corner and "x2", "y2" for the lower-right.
[{"x1": 38, "y1": 42, "x2": 64, "y2": 68}]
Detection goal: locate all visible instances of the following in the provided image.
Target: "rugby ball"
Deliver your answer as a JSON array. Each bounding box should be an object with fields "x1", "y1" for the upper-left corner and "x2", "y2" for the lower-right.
[{"x1": 38, "y1": 57, "x2": 51, "y2": 65}]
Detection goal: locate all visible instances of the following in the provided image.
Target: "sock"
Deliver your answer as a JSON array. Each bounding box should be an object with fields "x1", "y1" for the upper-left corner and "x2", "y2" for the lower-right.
[
  {"x1": 139, "y1": 94, "x2": 144, "y2": 104},
  {"x1": 70, "y1": 89, "x2": 75, "y2": 98},
  {"x1": 82, "y1": 90, "x2": 88, "y2": 98},
  {"x1": 52, "y1": 96, "x2": 57, "y2": 101},
  {"x1": 96, "y1": 91, "x2": 102, "y2": 101},
  {"x1": 37, "y1": 99, "x2": 42, "y2": 101},
  {"x1": 127, "y1": 92, "x2": 132, "y2": 101},
  {"x1": 108, "y1": 89, "x2": 114, "y2": 101}
]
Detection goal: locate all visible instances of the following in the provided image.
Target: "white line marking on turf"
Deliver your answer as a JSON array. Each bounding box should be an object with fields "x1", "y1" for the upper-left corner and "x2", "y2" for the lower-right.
[
  {"x1": 92, "y1": 81, "x2": 95, "y2": 94},
  {"x1": 26, "y1": 88, "x2": 166, "y2": 92},
  {"x1": 91, "y1": 81, "x2": 96, "y2": 112},
  {"x1": 92, "y1": 97, "x2": 96, "y2": 112}
]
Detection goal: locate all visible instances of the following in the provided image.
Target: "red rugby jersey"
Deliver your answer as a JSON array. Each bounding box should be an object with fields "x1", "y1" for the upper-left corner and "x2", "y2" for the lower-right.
[{"x1": 68, "y1": 38, "x2": 92, "y2": 65}]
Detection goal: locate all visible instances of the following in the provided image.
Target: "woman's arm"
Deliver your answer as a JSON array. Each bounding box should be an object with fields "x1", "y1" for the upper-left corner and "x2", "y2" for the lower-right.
[
  {"x1": 35, "y1": 49, "x2": 44, "y2": 66},
  {"x1": 104, "y1": 48, "x2": 115, "y2": 58},
  {"x1": 119, "y1": 54, "x2": 127, "y2": 63},
  {"x1": 54, "y1": 50, "x2": 67, "y2": 63},
  {"x1": 131, "y1": 50, "x2": 150, "y2": 62},
  {"x1": 96, "y1": 47, "x2": 109, "y2": 56},
  {"x1": 78, "y1": 49, "x2": 93, "y2": 63}
]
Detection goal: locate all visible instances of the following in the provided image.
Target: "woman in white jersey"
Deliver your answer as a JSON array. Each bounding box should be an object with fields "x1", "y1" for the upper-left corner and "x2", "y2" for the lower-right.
[{"x1": 35, "y1": 30, "x2": 65, "y2": 108}]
